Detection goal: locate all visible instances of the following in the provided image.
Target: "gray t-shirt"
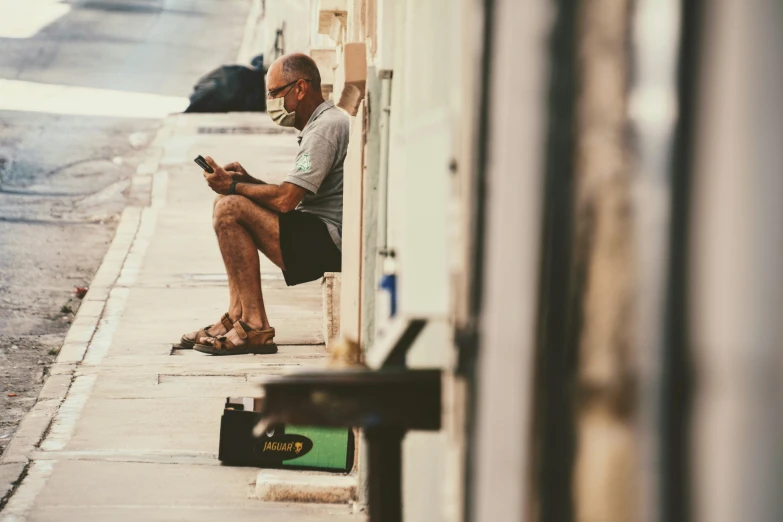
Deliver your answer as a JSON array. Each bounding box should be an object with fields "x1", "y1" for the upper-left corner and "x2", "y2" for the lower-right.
[{"x1": 284, "y1": 100, "x2": 349, "y2": 251}]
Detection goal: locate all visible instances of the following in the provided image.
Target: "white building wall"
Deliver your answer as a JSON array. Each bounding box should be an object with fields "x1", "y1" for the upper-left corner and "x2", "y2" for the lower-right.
[
  {"x1": 330, "y1": 0, "x2": 469, "y2": 519},
  {"x1": 255, "y1": 0, "x2": 315, "y2": 64},
  {"x1": 383, "y1": 0, "x2": 462, "y2": 521}
]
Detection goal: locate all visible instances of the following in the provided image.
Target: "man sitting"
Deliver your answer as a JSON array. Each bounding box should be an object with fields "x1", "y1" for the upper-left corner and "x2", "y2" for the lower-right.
[{"x1": 180, "y1": 53, "x2": 349, "y2": 355}]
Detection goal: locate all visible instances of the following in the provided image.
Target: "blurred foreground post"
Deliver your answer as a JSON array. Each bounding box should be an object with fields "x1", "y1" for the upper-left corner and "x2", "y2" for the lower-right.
[
  {"x1": 629, "y1": 0, "x2": 687, "y2": 521},
  {"x1": 571, "y1": 1, "x2": 637, "y2": 521},
  {"x1": 689, "y1": 1, "x2": 783, "y2": 521}
]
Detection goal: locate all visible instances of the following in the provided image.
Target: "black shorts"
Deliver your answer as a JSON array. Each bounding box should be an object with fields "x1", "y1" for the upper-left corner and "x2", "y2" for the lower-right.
[{"x1": 278, "y1": 210, "x2": 342, "y2": 286}]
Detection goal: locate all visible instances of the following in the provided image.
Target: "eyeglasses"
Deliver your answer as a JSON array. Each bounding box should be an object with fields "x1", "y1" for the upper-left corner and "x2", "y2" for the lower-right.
[{"x1": 266, "y1": 79, "x2": 311, "y2": 99}]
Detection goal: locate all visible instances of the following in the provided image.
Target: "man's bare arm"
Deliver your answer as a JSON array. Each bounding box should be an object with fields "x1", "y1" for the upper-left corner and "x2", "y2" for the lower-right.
[
  {"x1": 223, "y1": 161, "x2": 267, "y2": 185},
  {"x1": 203, "y1": 157, "x2": 307, "y2": 213},
  {"x1": 234, "y1": 182, "x2": 308, "y2": 214}
]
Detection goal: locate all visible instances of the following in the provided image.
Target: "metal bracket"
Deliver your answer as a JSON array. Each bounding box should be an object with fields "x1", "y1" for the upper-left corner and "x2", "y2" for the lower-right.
[{"x1": 366, "y1": 317, "x2": 427, "y2": 368}]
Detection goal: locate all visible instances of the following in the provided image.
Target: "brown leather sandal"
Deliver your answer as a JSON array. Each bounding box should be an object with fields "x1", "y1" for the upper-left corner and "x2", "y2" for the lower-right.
[
  {"x1": 179, "y1": 313, "x2": 234, "y2": 349},
  {"x1": 194, "y1": 320, "x2": 278, "y2": 355}
]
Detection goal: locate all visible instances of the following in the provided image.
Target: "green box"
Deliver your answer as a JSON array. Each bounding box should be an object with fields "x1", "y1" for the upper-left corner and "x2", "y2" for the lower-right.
[
  {"x1": 278, "y1": 425, "x2": 353, "y2": 470},
  {"x1": 218, "y1": 398, "x2": 354, "y2": 472}
]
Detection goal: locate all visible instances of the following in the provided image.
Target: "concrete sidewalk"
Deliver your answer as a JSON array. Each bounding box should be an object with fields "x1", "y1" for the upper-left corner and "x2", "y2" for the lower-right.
[{"x1": 0, "y1": 113, "x2": 360, "y2": 521}]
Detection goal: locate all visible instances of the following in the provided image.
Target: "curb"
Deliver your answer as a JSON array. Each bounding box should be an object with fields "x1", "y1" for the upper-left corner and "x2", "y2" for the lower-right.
[
  {"x1": 0, "y1": 207, "x2": 141, "y2": 511},
  {"x1": 0, "y1": 122, "x2": 169, "y2": 511},
  {"x1": 254, "y1": 469, "x2": 358, "y2": 504}
]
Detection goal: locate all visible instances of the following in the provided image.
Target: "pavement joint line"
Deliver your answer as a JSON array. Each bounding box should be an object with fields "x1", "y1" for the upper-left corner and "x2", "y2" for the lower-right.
[
  {"x1": 156, "y1": 373, "x2": 249, "y2": 383},
  {"x1": 0, "y1": 462, "x2": 29, "y2": 513},
  {"x1": 0, "y1": 460, "x2": 55, "y2": 522},
  {"x1": 28, "y1": 450, "x2": 220, "y2": 467},
  {"x1": 39, "y1": 375, "x2": 98, "y2": 452}
]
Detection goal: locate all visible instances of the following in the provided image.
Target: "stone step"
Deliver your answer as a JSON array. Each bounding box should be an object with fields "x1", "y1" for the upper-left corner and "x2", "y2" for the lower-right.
[{"x1": 254, "y1": 469, "x2": 357, "y2": 504}]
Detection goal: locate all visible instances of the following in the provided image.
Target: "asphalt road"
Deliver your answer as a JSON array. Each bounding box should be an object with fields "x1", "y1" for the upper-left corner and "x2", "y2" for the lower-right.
[{"x1": 0, "y1": 0, "x2": 252, "y2": 456}]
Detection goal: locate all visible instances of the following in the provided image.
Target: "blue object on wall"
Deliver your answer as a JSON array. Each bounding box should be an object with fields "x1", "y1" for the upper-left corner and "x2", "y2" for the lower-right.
[{"x1": 379, "y1": 274, "x2": 397, "y2": 317}]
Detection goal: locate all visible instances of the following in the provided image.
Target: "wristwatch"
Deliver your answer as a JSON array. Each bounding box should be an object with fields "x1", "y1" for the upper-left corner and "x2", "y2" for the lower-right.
[{"x1": 229, "y1": 180, "x2": 239, "y2": 195}]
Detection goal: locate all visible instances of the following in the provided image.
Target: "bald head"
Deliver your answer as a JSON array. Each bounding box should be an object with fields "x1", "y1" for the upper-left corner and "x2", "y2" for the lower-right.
[
  {"x1": 270, "y1": 53, "x2": 322, "y2": 90},
  {"x1": 266, "y1": 53, "x2": 326, "y2": 131}
]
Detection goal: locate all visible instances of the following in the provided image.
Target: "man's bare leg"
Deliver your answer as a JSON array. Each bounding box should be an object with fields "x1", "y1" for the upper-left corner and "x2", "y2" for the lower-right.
[
  {"x1": 214, "y1": 197, "x2": 244, "y2": 323},
  {"x1": 191, "y1": 197, "x2": 242, "y2": 337},
  {"x1": 212, "y1": 195, "x2": 284, "y2": 333}
]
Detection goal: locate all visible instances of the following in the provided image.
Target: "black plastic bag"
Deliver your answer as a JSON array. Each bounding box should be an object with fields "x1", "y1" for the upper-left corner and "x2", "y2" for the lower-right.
[{"x1": 185, "y1": 55, "x2": 266, "y2": 113}]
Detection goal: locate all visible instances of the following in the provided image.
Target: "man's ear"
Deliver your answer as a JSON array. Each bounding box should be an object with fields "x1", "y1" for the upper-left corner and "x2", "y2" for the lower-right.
[{"x1": 297, "y1": 81, "x2": 307, "y2": 100}]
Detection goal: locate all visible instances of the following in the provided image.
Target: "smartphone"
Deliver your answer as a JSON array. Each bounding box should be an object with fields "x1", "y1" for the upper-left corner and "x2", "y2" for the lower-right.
[{"x1": 194, "y1": 155, "x2": 214, "y2": 173}]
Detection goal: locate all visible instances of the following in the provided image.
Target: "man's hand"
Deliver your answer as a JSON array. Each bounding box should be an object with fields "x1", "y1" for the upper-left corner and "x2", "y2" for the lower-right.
[
  {"x1": 203, "y1": 156, "x2": 234, "y2": 195},
  {"x1": 224, "y1": 161, "x2": 265, "y2": 184}
]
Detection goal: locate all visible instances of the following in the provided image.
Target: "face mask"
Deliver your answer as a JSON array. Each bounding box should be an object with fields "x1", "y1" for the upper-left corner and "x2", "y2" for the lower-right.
[{"x1": 267, "y1": 95, "x2": 297, "y2": 127}]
